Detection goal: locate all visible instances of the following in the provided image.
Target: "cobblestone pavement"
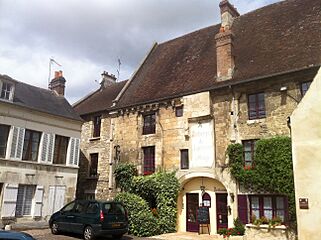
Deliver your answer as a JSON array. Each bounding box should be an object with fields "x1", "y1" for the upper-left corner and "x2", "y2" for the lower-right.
[{"x1": 24, "y1": 229, "x2": 222, "y2": 240}]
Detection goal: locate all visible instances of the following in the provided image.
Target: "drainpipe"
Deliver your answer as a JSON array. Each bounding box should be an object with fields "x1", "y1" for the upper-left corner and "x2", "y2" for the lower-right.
[{"x1": 108, "y1": 118, "x2": 114, "y2": 197}]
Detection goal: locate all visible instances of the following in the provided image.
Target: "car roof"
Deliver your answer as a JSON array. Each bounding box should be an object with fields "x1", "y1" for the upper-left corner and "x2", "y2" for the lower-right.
[{"x1": 0, "y1": 231, "x2": 34, "y2": 240}]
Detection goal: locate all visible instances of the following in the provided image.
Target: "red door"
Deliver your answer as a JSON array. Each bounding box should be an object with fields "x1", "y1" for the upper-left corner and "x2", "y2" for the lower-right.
[
  {"x1": 186, "y1": 193, "x2": 199, "y2": 232},
  {"x1": 216, "y1": 193, "x2": 228, "y2": 230}
]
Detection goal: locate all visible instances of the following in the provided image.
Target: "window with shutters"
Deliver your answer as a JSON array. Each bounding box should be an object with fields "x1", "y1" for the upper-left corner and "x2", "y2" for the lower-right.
[
  {"x1": 143, "y1": 146, "x2": 155, "y2": 175},
  {"x1": 15, "y1": 185, "x2": 36, "y2": 217},
  {"x1": 22, "y1": 129, "x2": 41, "y2": 161},
  {"x1": 143, "y1": 113, "x2": 156, "y2": 135},
  {"x1": 249, "y1": 195, "x2": 288, "y2": 223},
  {"x1": 0, "y1": 124, "x2": 10, "y2": 158},
  {"x1": 53, "y1": 135, "x2": 69, "y2": 165},
  {"x1": 180, "y1": 149, "x2": 189, "y2": 169},
  {"x1": 248, "y1": 93, "x2": 266, "y2": 120},
  {"x1": 89, "y1": 153, "x2": 98, "y2": 177},
  {"x1": 0, "y1": 81, "x2": 13, "y2": 100},
  {"x1": 93, "y1": 115, "x2": 101, "y2": 138}
]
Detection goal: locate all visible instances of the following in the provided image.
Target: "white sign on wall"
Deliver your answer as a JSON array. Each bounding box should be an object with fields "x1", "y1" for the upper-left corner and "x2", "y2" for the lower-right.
[{"x1": 190, "y1": 120, "x2": 214, "y2": 168}]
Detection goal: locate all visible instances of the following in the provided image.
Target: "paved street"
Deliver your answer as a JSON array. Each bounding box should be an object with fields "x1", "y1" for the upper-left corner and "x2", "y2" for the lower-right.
[{"x1": 23, "y1": 229, "x2": 222, "y2": 240}]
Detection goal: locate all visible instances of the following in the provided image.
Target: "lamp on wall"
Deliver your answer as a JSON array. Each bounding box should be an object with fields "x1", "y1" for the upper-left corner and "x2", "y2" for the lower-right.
[{"x1": 230, "y1": 192, "x2": 235, "y2": 202}]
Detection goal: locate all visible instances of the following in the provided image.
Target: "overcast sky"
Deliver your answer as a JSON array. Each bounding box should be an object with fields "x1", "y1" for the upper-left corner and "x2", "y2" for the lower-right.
[{"x1": 0, "y1": 0, "x2": 278, "y2": 104}]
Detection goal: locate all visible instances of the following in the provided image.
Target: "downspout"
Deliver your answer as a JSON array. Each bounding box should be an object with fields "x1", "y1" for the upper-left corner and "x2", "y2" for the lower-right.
[{"x1": 108, "y1": 117, "x2": 114, "y2": 197}]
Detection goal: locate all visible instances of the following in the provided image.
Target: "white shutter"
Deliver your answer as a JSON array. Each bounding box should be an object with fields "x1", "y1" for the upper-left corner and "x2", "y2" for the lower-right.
[
  {"x1": 1, "y1": 184, "x2": 18, "y2": 217},
  {"x1": 74, "y1": 138, "x2": 80, "y2": 166},
  {"x1": 9, "y1": 126, "x2": 25, "y2": 160},
  {"x1": 47, "y1": 134, "x2": 55, "y2": 163},
  {"x1": 33, "y1": 186, "x2": 44, "y2": 217},
  {"x1": 68, "y1": 138, "x2": 75, "y2": 165},
  {"x1": 40, "y1": 133, "x2": 49, "y2": 162}
]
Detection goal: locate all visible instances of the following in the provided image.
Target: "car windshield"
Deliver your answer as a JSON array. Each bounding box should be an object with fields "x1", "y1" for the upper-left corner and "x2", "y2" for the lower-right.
[{"x1": 103, "y1": 203, "x2": 125, "y2": 215}]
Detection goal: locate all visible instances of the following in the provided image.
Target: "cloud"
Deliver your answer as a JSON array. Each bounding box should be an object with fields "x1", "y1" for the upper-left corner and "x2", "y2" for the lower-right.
[{"x1": 0, "y1": 0, "x2": 278, "y2": 103}]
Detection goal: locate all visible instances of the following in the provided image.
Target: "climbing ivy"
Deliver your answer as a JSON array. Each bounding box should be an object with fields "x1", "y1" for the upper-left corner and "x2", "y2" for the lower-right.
[{"x1": 227, "y1": 136, "x2": 296, "y2": 227}]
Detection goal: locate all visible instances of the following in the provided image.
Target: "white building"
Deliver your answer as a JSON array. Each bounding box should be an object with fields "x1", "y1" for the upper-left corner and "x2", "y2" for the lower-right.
[{"x1": 0, "y1": 71, "x2": 82, "y2": 223}]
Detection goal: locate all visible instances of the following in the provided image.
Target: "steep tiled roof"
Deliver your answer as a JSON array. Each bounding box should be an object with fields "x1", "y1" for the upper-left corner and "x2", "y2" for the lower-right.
[
  {"x1": 0, "y1": 74, "x2": 82, "y2": 121},
  {"x1": 116, "y1": 0, "x2": 321, "y2": 108},
  {"x1": 73, "y1": 80, "x2": 127, "y2": 116}
]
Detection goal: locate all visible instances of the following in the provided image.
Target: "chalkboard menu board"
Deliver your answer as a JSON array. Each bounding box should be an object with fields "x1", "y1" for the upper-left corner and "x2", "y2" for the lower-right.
[{"x1": 197, "y1": 207, "x2": 210, "y2": 224}]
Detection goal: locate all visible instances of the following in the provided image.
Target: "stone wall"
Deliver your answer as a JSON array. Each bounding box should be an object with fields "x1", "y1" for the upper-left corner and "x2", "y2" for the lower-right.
[{"x1": 77, "y1": 113, "x2": 112, "y2": 200}]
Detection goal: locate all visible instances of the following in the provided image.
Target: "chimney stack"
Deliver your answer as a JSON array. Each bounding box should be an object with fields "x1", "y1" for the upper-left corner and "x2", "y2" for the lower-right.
[
  {"x1": 215, "y1": 0, "x2": 239, "y2": 81},
  {"x1": 100, "y1": 71, "x2": 117, "y2": 88},
  {"x1": 49, "y1": 70, "x2": 66, "y2": 96}
]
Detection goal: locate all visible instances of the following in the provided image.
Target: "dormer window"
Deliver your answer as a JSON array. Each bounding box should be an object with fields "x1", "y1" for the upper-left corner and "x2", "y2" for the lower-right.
[{"x1": 1, "y1": 82, "x2": 13, "y2": 100}]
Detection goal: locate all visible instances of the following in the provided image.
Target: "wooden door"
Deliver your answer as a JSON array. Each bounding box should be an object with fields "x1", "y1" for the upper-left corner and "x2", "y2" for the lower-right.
[
  {"x1": 216, "y1": 193, "x2": 228, "y2": 230},
  {"x1": 186, "y1": 193, "x2": 199, "y2": 232}
]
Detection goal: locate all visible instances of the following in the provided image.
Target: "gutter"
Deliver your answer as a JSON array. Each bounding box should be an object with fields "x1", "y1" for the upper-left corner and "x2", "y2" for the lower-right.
[{"x1": 111, "y1": 65, "x2": 321, "y2": 111}]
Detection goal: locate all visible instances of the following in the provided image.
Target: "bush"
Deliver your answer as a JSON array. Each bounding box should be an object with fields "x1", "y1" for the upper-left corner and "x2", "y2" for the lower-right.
[
  {"x1": 114, "y1": 192, "x2": 160, "y2": 237},
  {"x1": 217, "y1": 218, "x2": 245, "y2": 238},
  {"x1": 114, "y1": 163, "x2": 137, "y2": 192}
]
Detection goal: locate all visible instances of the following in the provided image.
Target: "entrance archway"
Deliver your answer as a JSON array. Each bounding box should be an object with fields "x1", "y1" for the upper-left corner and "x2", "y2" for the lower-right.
[{"x1": 177, "y1": 176, "x2": 228, "y2": 234}]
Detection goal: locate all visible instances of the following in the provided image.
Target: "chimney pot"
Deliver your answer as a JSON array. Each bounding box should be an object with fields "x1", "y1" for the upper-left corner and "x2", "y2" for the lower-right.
[
  {"x1": 49, "y1": 70, "x2": 66, "y2": 96},
  {"x1": 100, "y1": 71, "x2": 117, "y2": 88}
]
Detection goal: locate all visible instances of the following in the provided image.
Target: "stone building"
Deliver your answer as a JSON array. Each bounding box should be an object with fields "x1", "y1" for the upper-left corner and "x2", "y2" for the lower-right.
[
  {"x1": 291, "y1": 68, "x2": 321, "y2": 240},
  {"x1": 74, "y1": 0, "x2": 321, "y2": 235},
  {"x1": 0, "y1": 71, "x2": 82, "y2": 223}
]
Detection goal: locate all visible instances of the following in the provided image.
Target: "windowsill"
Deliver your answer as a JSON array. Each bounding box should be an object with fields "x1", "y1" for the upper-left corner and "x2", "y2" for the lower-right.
[
  {"x1": 86, "y1": 176, "x2": 99, "y2": 180},
  {"x1": 89, "y1": 137, "x2": 100, "y2": 141},
  {"x1": 142, "y1": 133, "x2": 156, "y2": 136},
  {"x1": 0, "y1": 158, "x2": 78, "y2": 169},
  {"x1": 246, "y1": 224, "x2": 287, "y2": 230},
  {"x1": 247, "y1": 118, "x2": 266, "y2": 125}
]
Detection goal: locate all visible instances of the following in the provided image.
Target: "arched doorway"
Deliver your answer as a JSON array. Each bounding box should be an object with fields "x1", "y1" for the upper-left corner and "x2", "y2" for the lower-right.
[{"x1": 177, "y1": 176, "x2": 228, "y2": 234}]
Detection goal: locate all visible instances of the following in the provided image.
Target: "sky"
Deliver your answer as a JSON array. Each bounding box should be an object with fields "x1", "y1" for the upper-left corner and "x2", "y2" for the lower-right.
[{"x1": 0, "y1": 0, "x2": 278, "y2": 104}]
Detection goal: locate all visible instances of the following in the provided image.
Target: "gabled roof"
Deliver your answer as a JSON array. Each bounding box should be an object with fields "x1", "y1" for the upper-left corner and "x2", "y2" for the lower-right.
[
  {"x1": 115, "y1": 0, "x2": 321, "y2": 108},
  {"x1": 73, "y1": 80, "x2": 128, "y2": 116},
  {"x1": 0, "y1": 74, "x2": 82, "y2": 121}
]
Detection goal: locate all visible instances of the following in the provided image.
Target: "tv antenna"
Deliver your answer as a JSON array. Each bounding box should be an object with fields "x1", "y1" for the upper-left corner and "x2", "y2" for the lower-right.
[
  {"x1": 48, "y1": 58, "x2": 62, "y2": 86},
  {"x1": 117, "y1": 58, "x2": 121, "y2": 81}
]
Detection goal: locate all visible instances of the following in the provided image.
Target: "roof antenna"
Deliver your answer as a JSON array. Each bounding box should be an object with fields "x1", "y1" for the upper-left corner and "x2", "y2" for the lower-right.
[
  {"x1": 48, "y1": 57, "x2": 62, "y2": 86},
  {"x1": 117, "y1": 58, "x2": 121, "y2": 81}
]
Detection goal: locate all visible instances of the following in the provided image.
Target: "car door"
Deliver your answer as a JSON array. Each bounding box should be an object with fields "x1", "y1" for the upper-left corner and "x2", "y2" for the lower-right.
[
  {"x1": 58, "y1": 201, "x2": 76, "y2": 232},
  {"x1": 73, "y1": 200, "x2": 89, "y2": 234}
]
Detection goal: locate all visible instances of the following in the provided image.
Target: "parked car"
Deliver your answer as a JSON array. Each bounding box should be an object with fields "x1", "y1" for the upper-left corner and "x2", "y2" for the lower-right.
[
  {"x1": 49, "y1": 200, "x2": 128, "y2": 240},
  {"x1": 0, "y1": 230, "x2": 36, "y2": 240}
]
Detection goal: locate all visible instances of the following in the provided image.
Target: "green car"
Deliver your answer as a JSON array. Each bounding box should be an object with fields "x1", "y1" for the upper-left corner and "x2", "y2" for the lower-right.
[{"x1": 49, "y1": 200, "x2": 128, "y2": 240}]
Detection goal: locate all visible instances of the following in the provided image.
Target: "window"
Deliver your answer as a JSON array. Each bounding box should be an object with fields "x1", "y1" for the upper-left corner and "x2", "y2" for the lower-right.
[
  {"x1": 175, "y1": 106, "x2": 184, "y2": 117},
  {"x1": 143, "y1": 146, "x2": 155, "y2": 175},
  {"x1": 1, "y1": 82, "x2": 13, "y2": 100},
  {"x1": 22, "y1": 130, "x2": 41, "y2": 161},
  {"x1": 202, "y1": 193, "x2": 211, "y2": 207},
  {"x1": 93, "y1": 115, "x2": 101, "y2": 138},
  {"x1": 248, "y1": 93, "x2": 266, "y2": 120},
  {"x1": 301, "y1": 81, "x2": 311, "y2": 96},
  {"x1": 86, "y1": 202, "x2": 99, "y2": 213},
  {"x1": 61, "y1": 201, "x2": 75, "y2": 213},
  {"x1": 53, "y1": 135, "x2": 69, "y2": 165},
  {"x1": 89, "y1": 153, "x2": 98, "y2": 177},
  {"x1": 249, "y1": 195, "x2": 288, "y2": 223},
  {"x1": 15, "y1": 185, "x2": 36, "y2": 217},
  {"x1": 243, "y1": 140, "x2": 257, "y2": 167},
  {"x1": 0, "y1": 124, "x2": 10, "y2": 158},
  {"x1": 74, "y1": 201, "x2": 87, "y2": 213},
  {"x1": 143, "y1": 113, "x2": 156, "y2": 135},
  {"x1": 180, "y1": 149, "x2": 189, "y2": 169}
]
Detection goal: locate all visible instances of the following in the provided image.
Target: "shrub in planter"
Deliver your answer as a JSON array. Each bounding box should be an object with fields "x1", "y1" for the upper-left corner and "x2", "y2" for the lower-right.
[{"x1": 115, "y1": 192, "x2": 160, "y2": 237}]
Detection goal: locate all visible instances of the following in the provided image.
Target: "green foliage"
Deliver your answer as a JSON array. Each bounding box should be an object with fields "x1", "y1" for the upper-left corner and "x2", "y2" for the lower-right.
[
  {"x1": 114, "y1": 192, "x2": 160, "y2": 237},
  {"x1": 227, "y1": 136, "x2": 296, "y2": 226},
  {"x1": 115, "y1": 170, "x2": 180, "y2": 236},
  {"x1": 114, "y1": 163, "x2": 137, "y2": 192}
]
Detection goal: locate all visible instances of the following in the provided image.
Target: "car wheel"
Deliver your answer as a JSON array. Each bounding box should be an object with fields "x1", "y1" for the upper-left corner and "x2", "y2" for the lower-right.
[
  {"x1": 51, "y1": 221, "x2": 60, "y2": 235},
  {"x1": 83, "y1": 226, "x2": 95, "y2": 240},
  {"x1": 112, "y1": 234, "x2": 123, "y2": 239}
]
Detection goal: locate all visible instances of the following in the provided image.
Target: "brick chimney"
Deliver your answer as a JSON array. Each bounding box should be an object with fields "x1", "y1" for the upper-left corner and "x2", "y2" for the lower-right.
[
  {"x1": 215, "y1": 0, "x2": 240, "y2": 81},
  {"x1": 49, "y1": 70, "x2": 66, "y2": 96},
  {"x1": 100, "y1": 71, "x2": 116, "y2": 88}
]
